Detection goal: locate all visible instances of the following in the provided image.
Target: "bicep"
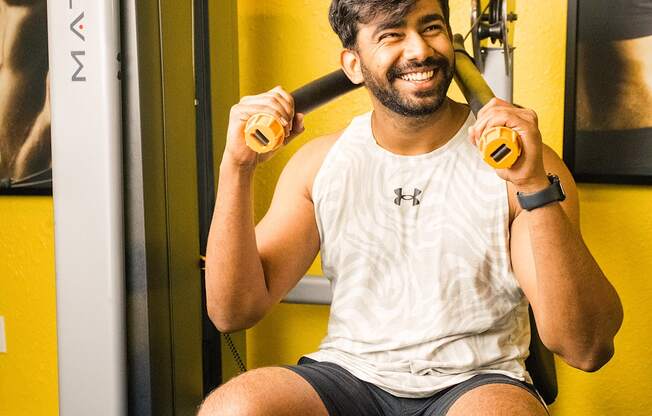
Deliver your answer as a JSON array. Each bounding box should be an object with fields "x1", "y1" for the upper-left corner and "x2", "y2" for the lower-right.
[{"x1": 255, "y1": 155, "x2": 321, "y2": 305}]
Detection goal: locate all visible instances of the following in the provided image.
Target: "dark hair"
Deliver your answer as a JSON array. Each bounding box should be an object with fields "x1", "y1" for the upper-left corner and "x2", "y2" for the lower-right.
[{"x1": 329, "y1": 0, "x2": 451, "y2": 49}]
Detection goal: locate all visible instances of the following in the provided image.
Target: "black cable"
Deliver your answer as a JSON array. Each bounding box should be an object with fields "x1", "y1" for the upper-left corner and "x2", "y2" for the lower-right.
[{"x1": 223, "y1": 333, "x2": 247, "y2": 374}]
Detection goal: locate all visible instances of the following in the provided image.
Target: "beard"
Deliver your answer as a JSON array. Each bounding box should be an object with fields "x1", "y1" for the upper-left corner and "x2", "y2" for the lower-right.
[{"x1": 360, "y1": 55, "x2": 454, "y2": 117}]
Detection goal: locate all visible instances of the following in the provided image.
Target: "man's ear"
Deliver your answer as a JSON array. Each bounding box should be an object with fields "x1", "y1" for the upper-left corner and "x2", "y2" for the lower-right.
[{"x1": 341, "y1": 48, "x2": 364, "y2": 85}]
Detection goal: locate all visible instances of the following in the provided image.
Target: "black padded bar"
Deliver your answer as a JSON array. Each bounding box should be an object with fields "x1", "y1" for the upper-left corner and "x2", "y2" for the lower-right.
[
  {"x1": 452, "y1": 33, "x2": 496, "y2": 115},
  {"x1": 292, "y1": 69, "x2": 361, "y2": 115}
]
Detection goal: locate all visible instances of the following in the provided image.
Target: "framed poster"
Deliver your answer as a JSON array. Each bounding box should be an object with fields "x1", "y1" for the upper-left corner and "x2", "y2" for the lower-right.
[
  {"x1": 0, "y1": 0, "x2": 51, "y2": 195},
  {"x1": 564, "y1": 0, "x2": 652, "y2": 184}
]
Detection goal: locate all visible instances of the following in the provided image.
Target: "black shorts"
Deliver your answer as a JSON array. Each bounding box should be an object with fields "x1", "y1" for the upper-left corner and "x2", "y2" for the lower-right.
[{"x1": 284, "y1": 357, "x2": 546, "y2": 416}]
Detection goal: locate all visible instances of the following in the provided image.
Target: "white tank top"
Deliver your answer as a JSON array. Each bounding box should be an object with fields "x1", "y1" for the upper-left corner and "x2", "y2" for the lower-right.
[{"x1": 305, "y1": 111, "x2": 532, "y2": 398}]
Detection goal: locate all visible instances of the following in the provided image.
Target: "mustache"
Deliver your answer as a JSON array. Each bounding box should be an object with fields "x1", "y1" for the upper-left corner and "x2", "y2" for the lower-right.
[{"x1": 387, "y1": 56, "x2": 450, "y2": 81}]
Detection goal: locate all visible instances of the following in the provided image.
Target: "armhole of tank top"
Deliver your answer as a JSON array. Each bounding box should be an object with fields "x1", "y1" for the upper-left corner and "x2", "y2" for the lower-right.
[
  {"x1": 501, "y1": 179, "x2": 523, "y2": 293},
  {"x1": 310, "y1": 134, "x2": 344, "y2": 250},
  {"x1": 311, "y1": 129, "x2": 348, "y2": 205}
]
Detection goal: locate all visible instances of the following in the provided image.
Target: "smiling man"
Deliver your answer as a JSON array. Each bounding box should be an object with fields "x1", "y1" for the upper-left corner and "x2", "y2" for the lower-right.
[{"x1": 200, "y1": 1, "x2": 623, "y2": 415}]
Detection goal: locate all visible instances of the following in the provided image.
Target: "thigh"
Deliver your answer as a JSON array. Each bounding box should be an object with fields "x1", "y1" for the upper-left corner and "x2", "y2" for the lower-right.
[
  {"x1": 440, "y1": 375, "x2": 547, "y2": 416},
  {"x1": 445, "y1": 384, "x2": 547, "y2": 416},
  {"x1": 198, "y1": 366, "x2": 329, "y2": 416}
]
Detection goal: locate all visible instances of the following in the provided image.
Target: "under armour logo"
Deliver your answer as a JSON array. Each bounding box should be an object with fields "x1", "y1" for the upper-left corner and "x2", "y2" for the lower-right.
[{"x1": 394, "y1": 188, "x2": 422, "y2": 206}]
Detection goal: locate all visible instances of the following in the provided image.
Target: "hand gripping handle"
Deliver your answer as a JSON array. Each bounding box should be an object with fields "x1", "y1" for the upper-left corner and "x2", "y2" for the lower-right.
[
  {"x1": 246, "y1": 38, "x2": 522, "y2": 170},
  {"x1": 244, "y1": 70, "x2": 361, "y2": 153},
  {"x1": 452, "y1": 33, "x2": 522, "y2": 169}
]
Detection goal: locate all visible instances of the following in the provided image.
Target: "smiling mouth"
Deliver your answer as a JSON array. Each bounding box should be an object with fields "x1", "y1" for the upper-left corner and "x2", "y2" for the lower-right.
[{"x1": 398, "y1": 70, "x2": 435, "y2": 82}]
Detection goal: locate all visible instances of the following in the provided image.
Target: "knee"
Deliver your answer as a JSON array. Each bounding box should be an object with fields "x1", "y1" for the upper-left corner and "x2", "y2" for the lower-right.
[
  {"x1": 198, "y1": 387, "x2": 251, "y2": 416},
  {"x1": 197, "y1": 373, "x2": 264, "y2": 416}
]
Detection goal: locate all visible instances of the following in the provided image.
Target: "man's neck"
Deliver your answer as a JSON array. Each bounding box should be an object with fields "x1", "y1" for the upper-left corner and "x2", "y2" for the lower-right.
[{"x1": 370, "y1": 98, "x2": 469, "y2": 156}]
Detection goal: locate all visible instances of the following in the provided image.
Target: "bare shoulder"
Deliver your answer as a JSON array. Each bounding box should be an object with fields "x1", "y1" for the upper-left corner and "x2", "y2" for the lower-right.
[{"x1": 282, "y1": 131, "x2": 344, "y2": 198}]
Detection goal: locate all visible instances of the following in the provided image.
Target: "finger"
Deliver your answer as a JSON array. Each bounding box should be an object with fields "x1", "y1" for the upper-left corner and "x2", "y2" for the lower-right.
[
  {"x1": 235, "y1": 104, "x2": 289, "y2": 131},
  {"x1": 265, "y1": 89, "x2": 294, "y2": 120},
  {"x1": 284, "y1": 113, "x2": 306, "y2": 145},
  {"x1": 240, "y1": 95, "x2": 291, "y2": 122},
  {"x1": 477, "y1": 97, "x2": 512, "y2": 120},
  {"x1": 473, "y1": 110, "x2": 520, "y2": 142},
  {"x1": 241, "y1": 95, "x2": 293, "y2": 136},
  {"x1": 271, "y1": 86, "x2": 295, "y2": 114},
  {"x1": 263, "y1": 93, "x2": 294, "y2": 136},
  {"x1": 473, "y1": 107, "x2": 519, "y2": 135},
  {"x1": 518, "y1": 107, "x2": 539, "y2": 126},
  {"x1": 476, "y1": 97, "x2": 500, "y2": 120},
  {"x1": 472, "y1": 110, "x2": 500, "y2": 140},
  {"x1": 270, "y1": 87, "x2": 296, "y2": 135}
]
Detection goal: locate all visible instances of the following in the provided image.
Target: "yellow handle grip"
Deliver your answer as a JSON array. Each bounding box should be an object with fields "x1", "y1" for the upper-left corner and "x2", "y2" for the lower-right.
[
  {"x1": 479, "y1": 126, "x2": 522, "y2": 169},
  {"x1": 244, "y1": 113, "x2": 285, "y2": 154},
  {"x1": 245, "y1": 111, "x2": 522, "y2": 169}
]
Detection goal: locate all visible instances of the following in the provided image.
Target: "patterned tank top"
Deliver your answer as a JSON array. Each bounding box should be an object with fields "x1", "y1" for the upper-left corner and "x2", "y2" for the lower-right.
[{"x1": 305, "y1": 111, "x2": 532, "y2": 398}]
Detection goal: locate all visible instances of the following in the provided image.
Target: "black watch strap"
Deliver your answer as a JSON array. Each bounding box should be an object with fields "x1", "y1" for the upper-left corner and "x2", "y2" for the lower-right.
[{"x1": 517, "y1": 174, "x2": 566, "y2": 211}]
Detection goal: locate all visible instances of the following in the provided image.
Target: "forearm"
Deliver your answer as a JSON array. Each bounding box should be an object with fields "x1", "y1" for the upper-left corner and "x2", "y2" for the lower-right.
[
  {"x1": 205, "y1": 158, "x2": 270, "y2": 332},
  {"x1": 522, "y1": 201, "x2": 623, "y2": 368}
]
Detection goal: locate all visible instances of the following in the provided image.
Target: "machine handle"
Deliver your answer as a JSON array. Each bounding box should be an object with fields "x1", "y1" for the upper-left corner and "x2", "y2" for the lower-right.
[
  {"x1": 452, "y1": 33, "x2": 521, "y2": 169},
  {"x1": 245, "y1": 39, "x2": 522, "y2": 170},
  {"x1": 244, "y1": 70, "x2": 360, "y2": 153}
]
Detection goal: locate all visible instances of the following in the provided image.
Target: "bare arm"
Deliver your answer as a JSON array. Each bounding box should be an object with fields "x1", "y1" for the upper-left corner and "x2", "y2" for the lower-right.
[
  {"x1": 470, "y1": 98, "x2": 623, "y2": 372},
  {"x1": 205, "y1": 86, "x2": 332, "y2": 333},
  {"x1": 510, "y1": 146, "x2": 623, "y2": 371},
  {"x1": 206, "y1": 145, "x2": 325, "y2": 333}
]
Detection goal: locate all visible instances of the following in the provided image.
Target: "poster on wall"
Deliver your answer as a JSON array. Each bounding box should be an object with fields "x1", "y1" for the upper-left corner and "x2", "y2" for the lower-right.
[
  {"x1": 564, "y1": 0, "x2": 652, "y2": 184},
  {"x1": 0, "y1": 0, "x2": 51, "y2": 195}
]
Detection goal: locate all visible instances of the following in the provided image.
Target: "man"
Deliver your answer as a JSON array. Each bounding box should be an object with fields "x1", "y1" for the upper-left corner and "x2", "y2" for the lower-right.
[
  {"x1": 200, "y1": 0, "x2": 623, "y2": 414},
  {"x1": 0, "y1": 0, "x2": 50, "y2": 185}
]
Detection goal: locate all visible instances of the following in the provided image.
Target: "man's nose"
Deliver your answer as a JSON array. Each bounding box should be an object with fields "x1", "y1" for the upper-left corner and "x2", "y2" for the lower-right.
[{"x1": 402, "y1": 32, "x2": 434, "y2": 62}]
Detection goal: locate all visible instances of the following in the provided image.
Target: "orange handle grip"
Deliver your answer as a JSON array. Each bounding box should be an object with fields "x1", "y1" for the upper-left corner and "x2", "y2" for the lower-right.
[
  {"x1": 244, "y1": 113, "x2": 285, "y2": 154},
  {"x1": 480, "y1": 126, "x2": 522, "y2": 169},
  {"x1": 452, "y1": 33, "x2": 522, "y2": 169},
  {"x1": 244, "y1": 70, "x2": 361, "y2": 154}
]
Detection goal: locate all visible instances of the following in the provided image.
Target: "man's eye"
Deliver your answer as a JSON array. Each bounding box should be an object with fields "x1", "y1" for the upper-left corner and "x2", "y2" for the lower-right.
[
  {"x1": 379, "y1": 32, "x2": 400, "y2": 41},
  {"x1": 424, "y1": 24, "x2": 443, "y2": 33}
]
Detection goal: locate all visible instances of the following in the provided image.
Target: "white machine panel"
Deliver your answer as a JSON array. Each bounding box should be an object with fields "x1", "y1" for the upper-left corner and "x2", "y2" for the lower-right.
[{"x1": 47, "y1": 1, "x2": 125, "y2": 414}]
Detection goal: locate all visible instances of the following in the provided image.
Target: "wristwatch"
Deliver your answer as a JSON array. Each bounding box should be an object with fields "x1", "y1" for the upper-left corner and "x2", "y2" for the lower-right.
[{"x1": 516, "y1": 174, "x2": 566, "y2": 211}]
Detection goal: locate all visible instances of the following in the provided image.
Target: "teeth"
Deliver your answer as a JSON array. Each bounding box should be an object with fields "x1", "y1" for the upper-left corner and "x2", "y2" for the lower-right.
[{"x1": 399, "y1": 70, "x2": 434, "y2": 82}]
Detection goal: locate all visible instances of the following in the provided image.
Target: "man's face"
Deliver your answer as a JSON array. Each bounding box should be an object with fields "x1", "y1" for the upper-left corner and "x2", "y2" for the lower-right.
[{"x1": 354, "y1": 0, "x2": 454, "y2": 117}]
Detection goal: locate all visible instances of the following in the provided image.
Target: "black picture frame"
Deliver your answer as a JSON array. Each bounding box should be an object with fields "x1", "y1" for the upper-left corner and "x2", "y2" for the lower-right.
[
  {"x1": 0, "y1": 2, "x2": 52, "y2": 196},
  {"x1": 0, "y1": 167, "x2": 52, "y2": 196},
  {"x1": 563, "y1": 0, "x2": 652, "y2": 185}
]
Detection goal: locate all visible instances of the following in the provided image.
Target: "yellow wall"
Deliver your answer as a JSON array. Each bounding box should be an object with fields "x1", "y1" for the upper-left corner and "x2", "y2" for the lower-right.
[
  {"x1": 238, "y1": 1, "x2": 652, "y2": 414},
  {"x1": 0, "y1": 2, "x2": 650, "y2": 415},
  {"x1": 0, "y1": 197, "x2": 58, "y2": 415}
]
